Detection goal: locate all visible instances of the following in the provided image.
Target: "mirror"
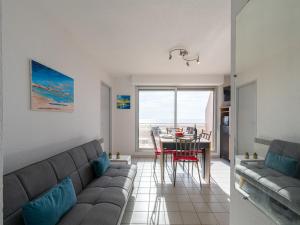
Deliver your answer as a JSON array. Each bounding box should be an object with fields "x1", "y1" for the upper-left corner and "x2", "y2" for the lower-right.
[{"x1": 234, "y1": 0, "x2": 300, "y2": 224}]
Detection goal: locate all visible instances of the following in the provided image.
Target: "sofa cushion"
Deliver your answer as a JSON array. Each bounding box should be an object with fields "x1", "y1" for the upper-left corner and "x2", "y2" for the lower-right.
[
  {"x1": 3, "y1": 174, "x2": 29, "y2": 219},
  {"x1": 87, "y1": 176, "x2": 132, "y2": 192},
  {"x1": 16, "y1": 161, "x2": 57, "y2": 199},
  {"x1": 77, "y1": 187, "x2": 128, "y2": 208},
  {"x1": 265, "y1": 151, "x2": 299, "y2": 177},
  {"x1": 68, "y1": 147, "x2": 88, "y2": 168},
  {"x1": 82, "y1": 141, "x2": 98, "y2": 161},
  {"x1": 268, "y1": 139, "x2": 300, "y2": 178},
  {"x1": 92, "y1": 140, "x2": 104, "y2": 156},
  {"x1": 22, "y1": 177, "x2": 77, "y2": 225},
  {"x1": 48, "y1": 152, "x2": 82, "y2": 194},
  {"x1": 68, "y1": 147, "x2": 95, "y2": 188},
  {"x1": 105, "y1": 164, "x2": 137, "y2": 180},
  {"x1": 77, "y1": 164, "x2": 95, "y2": 188},
  {"x1": 58, "y1": 203, "x2": 121, "y2": 225},
  {"x1": 92, "y1": 152, "x2": 110, "y2": 177},
  {"x1": 236, "y1": 164, "x2": 300, "y2": 215}
]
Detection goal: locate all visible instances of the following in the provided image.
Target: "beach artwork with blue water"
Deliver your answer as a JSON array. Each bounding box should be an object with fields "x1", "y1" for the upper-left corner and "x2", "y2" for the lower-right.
[
  {"x1": 117, "y1": 95, "x2": 130, "y2": 109},
  {"x1": 31, "y1": 60, "x2": 74, "y2": 112}
]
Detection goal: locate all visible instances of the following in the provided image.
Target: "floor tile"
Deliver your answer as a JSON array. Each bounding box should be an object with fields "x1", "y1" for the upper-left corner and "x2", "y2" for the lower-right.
[
  {"x1": 123, "y1": 211, "x2": 149, "y2": 224},
  {"x1": 207, "y1": 203, "x2": 227, "y2": 213},
  {"x1": 165, "y1": 212, "x2": 183, "y2": 225},
  {"x1": 123, "y1": 158, "x2": 230, "y2": 225},
  {"x1": 178, "y1": 202, "x2": 195, "y2": 212},
  {"x1": 214, "y1": 212, "x2": 229, "y2": 225},
  {"x1": 198, "y1": 212, "x2": 218, "y2": 225},
  {"x1": 181, "y1": 212, "x2": 201, "y2": 225},
  {"x1": 193, "y1": 203, "x2": 210, "y2": 212}
]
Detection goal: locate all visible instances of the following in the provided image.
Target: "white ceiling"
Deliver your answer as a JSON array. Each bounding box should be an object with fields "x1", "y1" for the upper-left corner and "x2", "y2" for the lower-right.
[{"x1": 38, "y1": 0, "x2": 230, "y2": 76}]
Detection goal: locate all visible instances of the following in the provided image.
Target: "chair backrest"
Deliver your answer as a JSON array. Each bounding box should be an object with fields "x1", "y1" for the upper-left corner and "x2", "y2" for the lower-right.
[
  {"x1": 151, "y1": 126, "x2": 161, "y2": 136},
  {"x1": 200, "y1": 129, "x2": 212, "y2": 141},
  {"x1": 175, "y1": 137, "x2": 197, "y2": 157},
  {"x1": 186, "y1": 127, "x2": 194, "y2": 134},
  {"x1": 150, "y1": 130, "x2": 158, "y2": 151}
]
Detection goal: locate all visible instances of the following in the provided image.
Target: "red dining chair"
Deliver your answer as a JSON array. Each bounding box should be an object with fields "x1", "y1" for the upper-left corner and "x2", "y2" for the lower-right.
[
  {"x1": 194, "y1": 130, "x2": 211, "y2": 162},
  {"x1": 151, "y1": 130, "x2": 175, "y2": 170},
  {"x1": 173, "y1": 137, "x2": 202, "y2": 188}
]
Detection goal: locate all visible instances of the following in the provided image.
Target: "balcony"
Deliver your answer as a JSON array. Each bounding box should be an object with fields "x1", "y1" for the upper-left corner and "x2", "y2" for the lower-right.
[{"x1": 139, "y1": 122, "x2": 208, "y2": 149}]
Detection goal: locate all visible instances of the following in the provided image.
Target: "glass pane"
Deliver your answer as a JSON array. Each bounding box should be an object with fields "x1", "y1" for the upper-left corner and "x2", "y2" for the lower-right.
[
  {"x1": 138, "y1": 90, "x2": 175, "y2": 149},
  {"x1": 177, "y1": 90, "x2": 213, "y2": 147}
]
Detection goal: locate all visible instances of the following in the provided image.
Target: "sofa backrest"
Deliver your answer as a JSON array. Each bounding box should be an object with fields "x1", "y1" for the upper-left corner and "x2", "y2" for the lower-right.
[
  {"x1": 3, "y1": 139, "x2": 103, "y2": 225},
  {"x1": 266, "y1": 139, "x2": 300, "y2": 178}
]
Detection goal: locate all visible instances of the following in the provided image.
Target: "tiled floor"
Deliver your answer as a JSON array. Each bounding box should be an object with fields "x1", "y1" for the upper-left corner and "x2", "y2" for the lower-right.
[{"x1": 122, "y1": 157, "x2": 230, "y2": 225}]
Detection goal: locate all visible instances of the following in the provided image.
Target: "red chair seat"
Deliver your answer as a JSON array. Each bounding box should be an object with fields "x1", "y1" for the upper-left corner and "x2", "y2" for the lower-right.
[
  {"x1": 155, "y1": 148, "x2": 175, "y2": 155},
  {"x1": 173, "y1": 155, "x2": 199, "y2": 161},
  {"x1": 155, "y1": 148, "x2": 161, "y2": 155},
  {"x1": 164, "y1": 149, "x2": 176, "y2": 154}
]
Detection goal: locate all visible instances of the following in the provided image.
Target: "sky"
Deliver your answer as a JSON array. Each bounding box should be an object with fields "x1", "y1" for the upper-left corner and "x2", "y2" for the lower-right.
[{"x1": 139, "y1": 90, "x2": 211, "y2": 124}]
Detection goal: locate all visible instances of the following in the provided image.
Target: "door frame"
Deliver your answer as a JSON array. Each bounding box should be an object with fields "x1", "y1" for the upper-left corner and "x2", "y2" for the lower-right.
[
  {"x1": 101, "y1": 81, "x2": 112, "y2": 153},
  {"x1": 135, "y1": 86, "x2": 218, "y2": 153},
  {"x1": 236, "y1": 80, "x2": 257, "y2": 156}
]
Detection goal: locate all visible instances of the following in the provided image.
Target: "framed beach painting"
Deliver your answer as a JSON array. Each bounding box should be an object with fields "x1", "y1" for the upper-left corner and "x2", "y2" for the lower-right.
[
  {"x1": 117, "y1": 95, "x2": 130, "y2": 109},
  {"x1": 31, "y1": 60, "x2": 74, "y2": 112}
]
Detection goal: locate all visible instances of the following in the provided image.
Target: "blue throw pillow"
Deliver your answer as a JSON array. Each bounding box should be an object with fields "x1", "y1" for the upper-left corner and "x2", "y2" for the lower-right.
[
  {"x1": 92, "y1": 152, "x2": 110, "y2": 177},
  {"x1": 22, "y1": 177, "x2": 77, "y2": 225},
  {"x1": 265, "y1": 151, "x2": 299, "y2": 177}
]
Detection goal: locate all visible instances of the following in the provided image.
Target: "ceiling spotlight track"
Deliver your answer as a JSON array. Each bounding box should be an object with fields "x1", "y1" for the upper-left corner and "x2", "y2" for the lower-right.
[{"x1": 168, "y1": 48, "x2": 200, "y2": 66}]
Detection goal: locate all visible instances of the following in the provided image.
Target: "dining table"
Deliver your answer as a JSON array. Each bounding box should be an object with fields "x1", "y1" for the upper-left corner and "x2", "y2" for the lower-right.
[{"x1": 159, "y1": 134, "x2": 211, "y2": 184}]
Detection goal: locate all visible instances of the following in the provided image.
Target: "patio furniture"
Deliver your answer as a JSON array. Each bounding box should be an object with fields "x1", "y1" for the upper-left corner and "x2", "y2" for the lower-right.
[{"x1": 200, "y1": 129, "x2": 212, "y2": 140}]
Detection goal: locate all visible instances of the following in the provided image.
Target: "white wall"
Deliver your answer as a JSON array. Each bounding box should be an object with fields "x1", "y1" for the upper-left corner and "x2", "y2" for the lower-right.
[
  {"x1": 2, "y1": 0, "x2": 112, "y2": 174},
  {"x1": 112, "y1": 74, "x2": 224, "y2": 156},
  {"x1": 230, "y1": 0, "x2": 300, "y2": 225}
]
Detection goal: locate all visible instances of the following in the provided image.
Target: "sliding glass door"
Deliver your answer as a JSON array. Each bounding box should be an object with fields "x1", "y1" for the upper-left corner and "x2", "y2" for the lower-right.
[
  {"x1": 138, "y1": 89, "x2": 175, "y2": 149},
  {"x1": 177, "y1": 90, "x2": 212, "y2": 134},
  {"x1": 136, "y1": 87, "x2": 215, "y2": 151}
]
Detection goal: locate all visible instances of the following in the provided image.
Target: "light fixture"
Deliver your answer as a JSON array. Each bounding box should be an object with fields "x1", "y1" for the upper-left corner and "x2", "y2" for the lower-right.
[{"x1": 168, "y1": 48, "x2": 200, "y2": 66}]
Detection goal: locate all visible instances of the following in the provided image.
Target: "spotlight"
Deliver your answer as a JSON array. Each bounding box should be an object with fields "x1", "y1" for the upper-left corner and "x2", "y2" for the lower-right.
[{"x1": 168, "y1": 48, "x2": 199, "y2": 67}]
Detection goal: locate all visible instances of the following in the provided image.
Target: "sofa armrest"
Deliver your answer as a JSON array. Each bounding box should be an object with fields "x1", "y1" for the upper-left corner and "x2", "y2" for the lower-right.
[{"x1": 240, "y1": 159, "x2": 265, "y2": 166}]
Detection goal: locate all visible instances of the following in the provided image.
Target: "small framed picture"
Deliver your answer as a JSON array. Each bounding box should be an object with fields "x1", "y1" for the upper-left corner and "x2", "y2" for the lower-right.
[{"x1": 117, "y1": 95, "x2": 130, "y2": 109}]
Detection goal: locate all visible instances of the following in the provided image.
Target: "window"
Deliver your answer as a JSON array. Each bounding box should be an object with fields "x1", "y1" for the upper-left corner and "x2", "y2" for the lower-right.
[
  {"x1": 138, "y1": 89, "x2": 175, "y2": 149},
  {"x1": 136, "y1": 87, "x2": 215, "y2": 151}
]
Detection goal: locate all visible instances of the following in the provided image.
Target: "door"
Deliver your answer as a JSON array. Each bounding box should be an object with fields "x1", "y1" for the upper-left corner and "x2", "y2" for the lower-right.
[
  {"x1": 237, "y1": 81, "x2": 257, "y2": 154},
  {"x1": 101, "y1": 82, "x2": 111, "y2": 153},
  {"x1": 136, "y1": 87, "x2": 215, "y2": 151}
]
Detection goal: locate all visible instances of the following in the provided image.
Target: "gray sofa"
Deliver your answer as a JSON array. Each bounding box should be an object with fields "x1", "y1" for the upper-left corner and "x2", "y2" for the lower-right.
[
  {"x1": 236, "y1": 139, "x2": 300, "y2": 216},
  {"x1": 3, "y1": 139, "x2": 137, "y2": 225}
]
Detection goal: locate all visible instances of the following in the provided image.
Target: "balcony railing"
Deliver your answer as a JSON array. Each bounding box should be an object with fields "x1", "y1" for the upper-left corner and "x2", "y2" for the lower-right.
[{"x1": 138, "y1": 122, "x2": 207, "y2": 149}]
